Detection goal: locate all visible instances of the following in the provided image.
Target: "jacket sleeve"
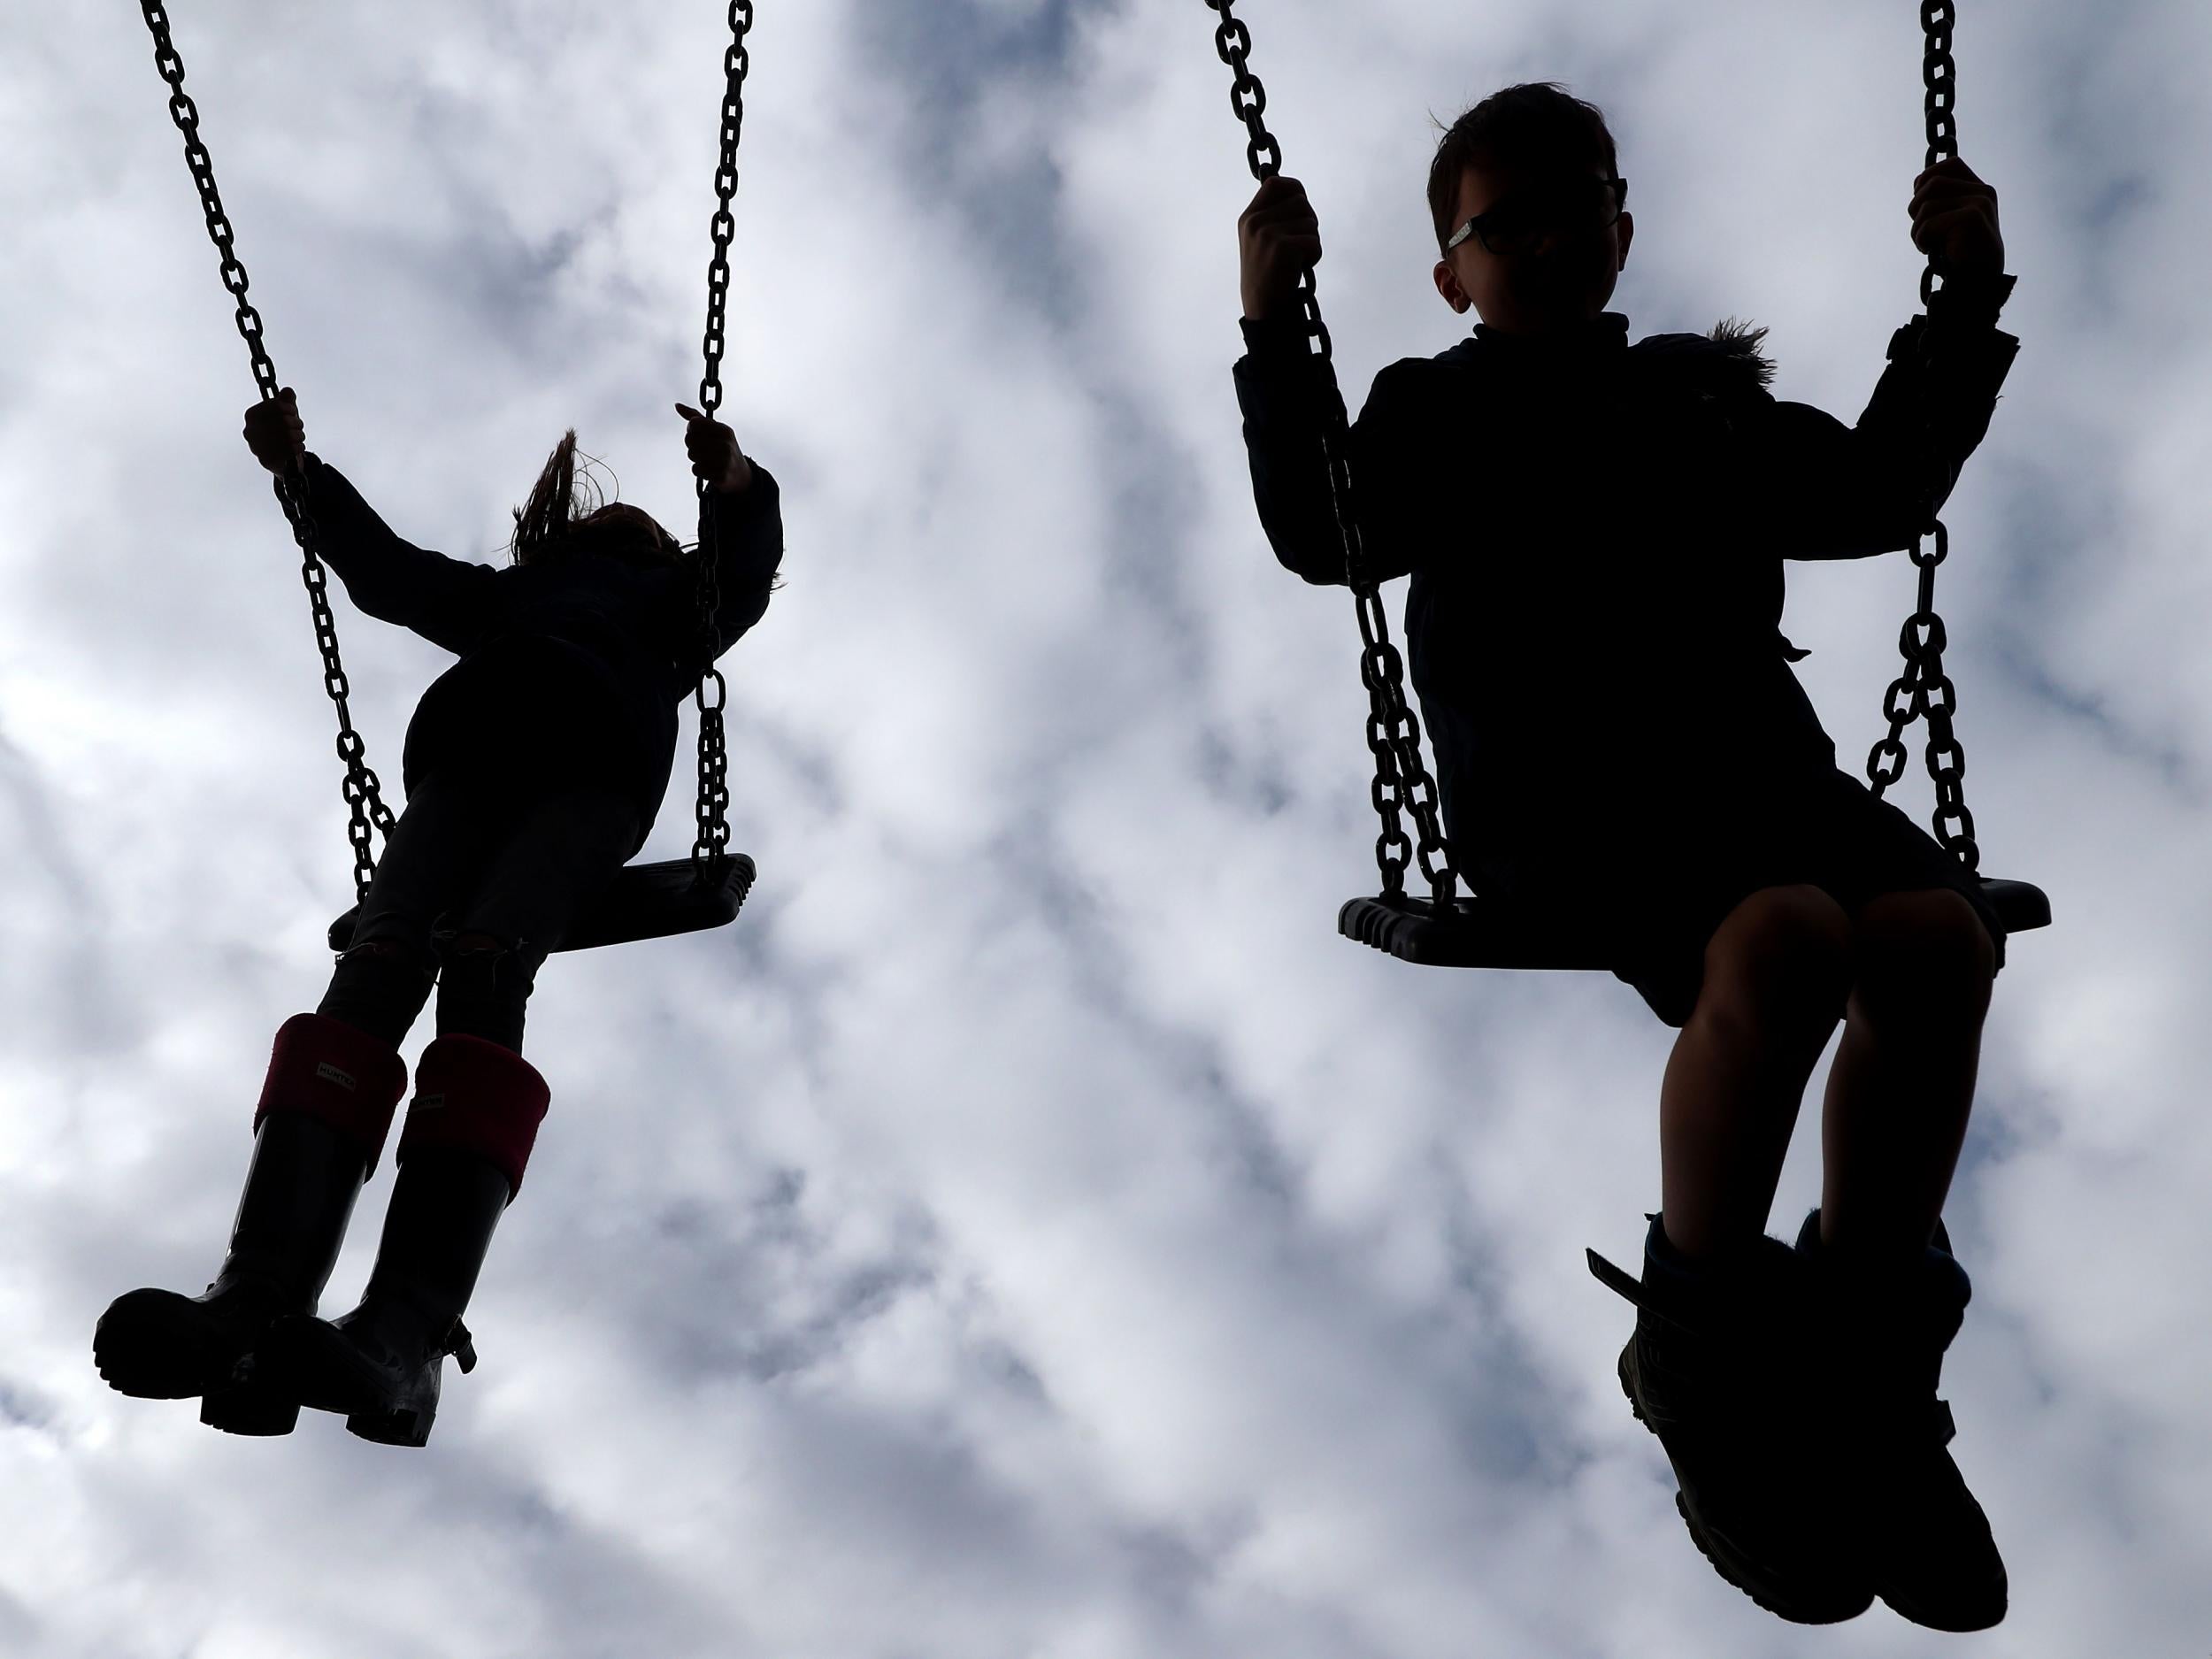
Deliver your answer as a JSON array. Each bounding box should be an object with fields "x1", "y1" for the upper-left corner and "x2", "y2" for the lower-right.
[
  {"x1": 1750, "y1": 263, "x2": 2021, "y2": 561},
  {"x1": 297, "y1": 455, "x2": 500, "y2": 655},
  {"x1": 691, "y1": 462, "x2": 785, "y2": 664},
  {"x1": 1232, "y1": 318, "x2": 1433, "y2": 586}
]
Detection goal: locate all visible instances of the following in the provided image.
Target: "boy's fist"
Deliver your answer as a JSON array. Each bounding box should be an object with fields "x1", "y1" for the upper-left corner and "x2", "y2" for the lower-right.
[
  {"x1": 242, "y1": 387, "x2": 307, "y2": 476},
  {"x1": 1238, "y1": 174, "x2": 1322, "y2": 321},
  {"x1": 675, "y1": 402, "x2": 752, "y2": 495},
  {"x1": 1910, "y1": 157, "x2": 2004, "y2": 273}
]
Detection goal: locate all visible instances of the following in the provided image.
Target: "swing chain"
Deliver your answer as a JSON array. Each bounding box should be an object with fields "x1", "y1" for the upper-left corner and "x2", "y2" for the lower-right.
[
  {"x1": 1205, "y1": 0, "x2": 1456, "y2": 906},
  {"x1": 137, "y1": 1, "x2": 395, "y2": 904},
  {"x1": 1863, "y1": 0, "x2": 1980, "y2": 877},
  {"x1": 1918, "y1": 0, "x2": 1959, "y2": 311},
  {"x1": 691, "y1": 0, "x2": 755, "y2": 871}
]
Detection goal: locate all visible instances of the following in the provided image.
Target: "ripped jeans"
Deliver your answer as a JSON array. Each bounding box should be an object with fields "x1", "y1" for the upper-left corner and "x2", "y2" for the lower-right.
[{"x1": 317, "y1": 768, "x2": 640, "y2": 1055}]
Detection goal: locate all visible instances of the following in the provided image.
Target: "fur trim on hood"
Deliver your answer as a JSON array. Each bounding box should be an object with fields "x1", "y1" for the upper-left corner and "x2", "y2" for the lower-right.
[{"x1": 1707, "y1": 316, "x2": 1776, "y2": 387}]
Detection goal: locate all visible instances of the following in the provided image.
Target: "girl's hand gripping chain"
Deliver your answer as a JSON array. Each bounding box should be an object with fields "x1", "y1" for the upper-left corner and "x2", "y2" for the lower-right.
[
  {"x1": 242, "y1": 387, "x2": 309, "y2": 476},
  {"x1": 674, "y1": 403, "x2": 754, "y2": 495}
]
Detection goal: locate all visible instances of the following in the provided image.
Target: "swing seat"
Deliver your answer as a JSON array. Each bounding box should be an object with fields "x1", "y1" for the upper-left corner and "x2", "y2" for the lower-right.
[
  {"x1": 326, "y1": 854, "x2": 757, "y2": 955},
  {"x1": 1339, "y1": 875, "x2": 2050, "y2": 971}
]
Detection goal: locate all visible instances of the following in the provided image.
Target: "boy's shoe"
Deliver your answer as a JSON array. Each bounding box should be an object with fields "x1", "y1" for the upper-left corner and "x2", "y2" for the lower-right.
[
  {"x1": 1792, "y1": 1208, "x2": 2008, "y2": 1631},
  {"x1": 93, "y1": 1013, "x2": 406, "y2": 1434},
  {"x1": 1589, "y1": 1212, "x2": 1874, "y2": 1624},
  {"x1": 259, "y1": 1033, "x2": 545, "y2": 1448}
]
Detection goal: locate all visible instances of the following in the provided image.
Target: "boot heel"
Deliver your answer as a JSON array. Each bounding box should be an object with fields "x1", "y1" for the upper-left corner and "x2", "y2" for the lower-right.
[
  {"x1": 346, "y1": 1405, "x2": 433, "y2": 1448},
  {"x1": 200, "y1": 1373, "x2": 302, "y2": 1437}
]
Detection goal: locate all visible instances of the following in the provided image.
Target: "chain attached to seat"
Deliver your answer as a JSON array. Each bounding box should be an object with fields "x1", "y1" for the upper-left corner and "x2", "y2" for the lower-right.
[
  {"x1": 1203, "y1": 0, "x2": 1459, "y2": 909},
  {"x1": 691, "y1": 0, "x2": 756, "y2": 872},
  {"x1": 1863, "y1": 0, "x2": 1980, "y2": 879},
  {"x1": 136, "y1": 2, "x2": 396, "y2": 904}
]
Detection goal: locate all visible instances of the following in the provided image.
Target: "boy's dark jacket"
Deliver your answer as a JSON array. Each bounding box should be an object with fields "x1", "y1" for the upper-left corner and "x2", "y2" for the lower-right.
[
  {"x1": 298, "y1": 454, "x2": 784, "y2": 857},
  {"x1": 1233, "y1": 266, "x2": 2018, "y2": 895}
]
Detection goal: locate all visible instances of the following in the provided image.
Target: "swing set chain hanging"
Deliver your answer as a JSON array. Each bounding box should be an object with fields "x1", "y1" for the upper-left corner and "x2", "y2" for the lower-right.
[
  {"x1": 690, "y1": 0, "x2": 755, "y2": 872},
  {"x1": 1863, "y1": 0, "x2": 1980, "y2": 877},
  {"x1": 136, "y1": 1, "x2": 395, "y2": 905},
  {"x1": 1204, "y1": 0, "x2": 1457, "y2": 907}
]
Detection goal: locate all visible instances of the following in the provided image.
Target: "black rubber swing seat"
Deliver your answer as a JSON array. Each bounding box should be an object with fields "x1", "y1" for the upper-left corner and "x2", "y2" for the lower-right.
[
  {"x1": 1340, "y1": 875, "x2": 2050, "y2": 970},
  {"x1": 327, "y1": 853, "x2": 757, "y2": 955}
]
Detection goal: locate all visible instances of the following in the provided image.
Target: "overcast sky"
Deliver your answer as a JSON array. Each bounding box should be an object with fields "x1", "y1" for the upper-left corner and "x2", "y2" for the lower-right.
[{"x1": 4, "y1": 1, "x2": 2208, "y2": 1654}]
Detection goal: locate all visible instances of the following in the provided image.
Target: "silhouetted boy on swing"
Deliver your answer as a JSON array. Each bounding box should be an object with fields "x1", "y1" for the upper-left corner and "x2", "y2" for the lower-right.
[
  {"x1": 1233, "y1": 83, "x2": 2017, "y2": 1630},
  {"x1": 95, "y1": 393, "x2": 781, "y2": 1448}
]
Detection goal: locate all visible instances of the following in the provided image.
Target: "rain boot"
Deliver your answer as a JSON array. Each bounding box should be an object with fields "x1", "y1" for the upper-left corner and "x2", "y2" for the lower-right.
[
  {"x1": 93, "y1": 1013, "x2": 406, "y2": 1434},
  {"x1": 259, "y1": 1033, "x2": 548, "y2": 1448},
  {"x1": 1588, "y1": 1212, "x2": 1874, "y2": 1624},
  {"x1": 1793, "y1": 1208, "x2": 2008, "y2": 1630}
]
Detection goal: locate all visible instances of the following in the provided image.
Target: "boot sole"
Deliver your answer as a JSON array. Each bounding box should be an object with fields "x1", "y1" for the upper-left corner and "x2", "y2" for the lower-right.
[
  {"x1": 257, "y1": 1317, "x2": 438, "y2": 1448},
  {"x1": 94, "y1": 1289, "x2": 301, "y2": 1435},
  {"x1": 1617, "y1": 1343, "x2": 1873, "y2": 1624},
  {"x1": 1877, "y1": 1579, "x2": 2008, "y2": 1633},
  {"x1": 1845, "y1": 1473, "x2": 2009, "y2": 1632}
]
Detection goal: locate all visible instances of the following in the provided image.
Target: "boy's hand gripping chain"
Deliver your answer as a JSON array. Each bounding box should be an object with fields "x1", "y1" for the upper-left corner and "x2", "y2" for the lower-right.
[
  {"x1": 1863, "y1": 0, "x2": 1980, "y2": 878},
  {"x1": 1204, "y1": 0, "x2": 1457, "y2": 908},
  {"x1": 690, "y1": 0, "x2": 755, "y2": 872},
  {"x1": 137, "y1": 3, "x2": 396, "y2": 905}
]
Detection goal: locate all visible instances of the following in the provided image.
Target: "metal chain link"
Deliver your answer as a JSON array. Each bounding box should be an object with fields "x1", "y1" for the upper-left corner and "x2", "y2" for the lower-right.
[
  {"x1": 137, "y1": 2, "x2": 395, "y2": 904},
  {"x1": 1863, "y1": 0, "x2": 1980, "y2": 876},
  {"x1": 1205, "y1": 0, "x2": 1456, "y2": 906},
  {"x1": 690, "y1": 0, "x2": 755, "y2": 872}
]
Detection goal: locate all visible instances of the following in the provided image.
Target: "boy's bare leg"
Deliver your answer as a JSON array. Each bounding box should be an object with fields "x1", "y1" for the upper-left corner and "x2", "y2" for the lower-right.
[
  {"x1": 1819, "y1": 890, "x2": 1995, "y2": 1265},
  {"x1": 1659, "y1": 885, "x2": 1853, "y2": 1263}
]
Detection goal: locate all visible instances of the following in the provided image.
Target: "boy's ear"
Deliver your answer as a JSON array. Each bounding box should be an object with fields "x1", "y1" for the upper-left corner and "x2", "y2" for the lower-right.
[{"x1": 1433, "y1": 258, "x2": 1473, "y2": 314}]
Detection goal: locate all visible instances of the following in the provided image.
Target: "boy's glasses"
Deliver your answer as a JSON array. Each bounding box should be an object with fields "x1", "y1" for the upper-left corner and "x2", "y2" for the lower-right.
[{"x1": 1444, "y1": 176, "x2": 1628, "y2": 257}]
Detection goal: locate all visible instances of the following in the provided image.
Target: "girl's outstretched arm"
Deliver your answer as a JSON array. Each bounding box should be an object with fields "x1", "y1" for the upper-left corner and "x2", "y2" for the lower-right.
[
  {"x1": 241, "y1": 388, "x2": 497, "y2": 654},
  {"x1": 298, "y1": 456, "x2": 500, "y2": 654}
]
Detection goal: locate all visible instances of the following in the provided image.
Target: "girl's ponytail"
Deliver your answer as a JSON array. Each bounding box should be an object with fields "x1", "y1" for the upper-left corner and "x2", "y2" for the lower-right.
[
  {"x1": 510, "y1": 430, "x2": 581, "y2": 565},
  {"x1": 509, "y1": 430, "x2": 682, "y2": 570}
]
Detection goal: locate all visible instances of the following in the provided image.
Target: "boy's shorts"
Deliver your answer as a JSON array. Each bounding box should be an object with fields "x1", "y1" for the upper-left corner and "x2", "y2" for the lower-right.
[{"x1": 1522, "y1": 766, "x2": 2011, "y2": 1029}]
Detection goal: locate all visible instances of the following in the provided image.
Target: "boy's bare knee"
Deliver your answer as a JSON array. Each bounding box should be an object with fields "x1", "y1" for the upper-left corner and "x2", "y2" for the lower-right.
[
  {"x1": 1851, "y1": 888, "x2": 1995, "y2": 1022},
  {"x1": 1701, "y1": 883, "x2": 1853, "y2": 1030}
]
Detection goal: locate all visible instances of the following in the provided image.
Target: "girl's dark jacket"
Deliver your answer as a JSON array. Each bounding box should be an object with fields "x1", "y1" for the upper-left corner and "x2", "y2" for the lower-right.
[
  {"x1": 298, "y1": 454, "x2": 785, "y2": 859},
  {"x1": 1232, "y1": 265, "x2": 2019, "y2": 890}
]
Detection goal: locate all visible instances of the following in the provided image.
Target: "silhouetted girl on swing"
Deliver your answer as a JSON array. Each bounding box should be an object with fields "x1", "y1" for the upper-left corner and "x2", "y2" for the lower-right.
[{"x1": 95, "y1": 392, "x2": 780, "y2": 1447}]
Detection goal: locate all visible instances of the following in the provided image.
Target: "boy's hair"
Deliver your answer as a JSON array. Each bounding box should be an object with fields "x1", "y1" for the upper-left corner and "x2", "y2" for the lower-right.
[
  {"x1": 1427, "y1": 82, "x2": 1620, "y2": 250},
  {"x1": 510, "y1": 430, "x2": 685, "y2": 571}
]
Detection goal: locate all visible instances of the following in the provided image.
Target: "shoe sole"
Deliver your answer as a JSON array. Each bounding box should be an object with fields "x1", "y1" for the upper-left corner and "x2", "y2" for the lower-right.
[{"x1": 1617, "y1": 1344, "x2": 1873, "y2": 1624}]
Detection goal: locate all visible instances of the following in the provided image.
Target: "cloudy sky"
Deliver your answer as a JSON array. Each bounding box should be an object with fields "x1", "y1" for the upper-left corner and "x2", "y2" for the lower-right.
[{"x1": 4, "y1": 0, "x2": 2208, "y2": 1653}]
